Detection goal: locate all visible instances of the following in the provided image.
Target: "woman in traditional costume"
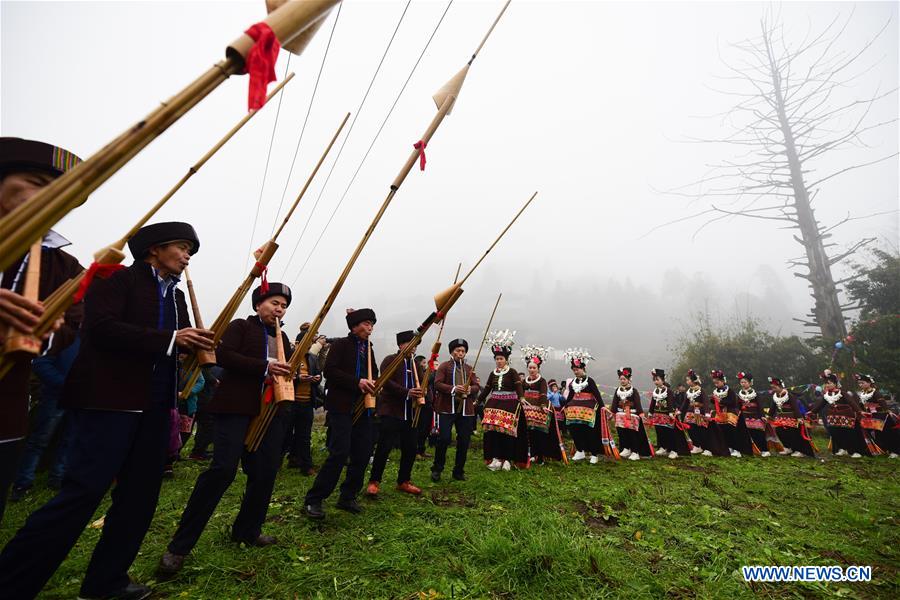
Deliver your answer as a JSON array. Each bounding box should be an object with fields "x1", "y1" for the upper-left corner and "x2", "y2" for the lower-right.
[
  {"x1": 562, "y1": 349, "x2": 609, "y2": 463},
  {"x1": 647, "y1": 369, "x2": 690, "y2": 458},
  {"x1": 681, "y1": 370, "x2": 728, "y2": 456},
  {"x1": 478, "y1": 330, "x2": 528, "y2": 471},
  {"x1": 736, "y1": 372, "x2": 769, "y2": 456},
  {"x1": 520, "y1": 345, "x2": 564, "y2": 464},
  {"x1": 711, "y1": 369, "x2": 753, "y2": 457},
  {"x1": 807, "y1": 370, "x2": 868, "y2": 458},
  {"x1": 767, "y1": 376, "x2": 816, "y2": 457},
  {"x1": 855, "y1": 373, "x2": 898, "y2": 458},
  {"x1": 610, "y1": 367, "x2": 653, "y2": 460}
]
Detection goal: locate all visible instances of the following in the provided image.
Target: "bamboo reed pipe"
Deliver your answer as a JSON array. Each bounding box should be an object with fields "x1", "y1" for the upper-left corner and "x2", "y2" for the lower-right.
[{"x1": 0, "y1": 0, "x2": 340, "y2": 271}]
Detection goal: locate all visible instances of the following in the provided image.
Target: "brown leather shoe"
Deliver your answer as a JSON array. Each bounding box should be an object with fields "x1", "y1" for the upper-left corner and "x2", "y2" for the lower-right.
[
  {"x1": 157, "y1": 550, "x2": 185, "y2": 577},
  {"x1": 365, "y1": 481, "x2": 380, "y2": 496},
  {"x1": 396, "y1": 481, "x2": 422, "y2": 495}
]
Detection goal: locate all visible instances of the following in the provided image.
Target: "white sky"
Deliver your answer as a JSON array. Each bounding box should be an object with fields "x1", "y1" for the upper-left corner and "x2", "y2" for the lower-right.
[{"x1": 2, "y1": 0, "x2": 897, "y2": 387}]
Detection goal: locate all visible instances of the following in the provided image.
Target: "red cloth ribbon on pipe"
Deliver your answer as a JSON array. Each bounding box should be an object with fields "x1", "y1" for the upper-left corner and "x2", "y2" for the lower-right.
[
  {"x1": 428, "y1": 352, "x2": 439, "y2": 371},
  {"x1": 73, "y1": 262, "x2": 126, "y2": 302},
  {"x1": 262, "y1": 379, "x2": 274, "y2": 404},
  {"x1": 244, "y1": 22, "x2": 280, "y2": 111},
  {"x1": 413, "y1": 140, "x2": 427, "y2": 171},
  {"x1": 255, "y1": 262, "x2": 269, "y2": 294}
]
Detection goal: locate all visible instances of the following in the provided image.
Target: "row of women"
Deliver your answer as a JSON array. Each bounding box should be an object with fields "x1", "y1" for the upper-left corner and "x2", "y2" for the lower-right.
[
  {"x1": 475, "y1": 341, "x2": 898, "y2": 467},
  {"x1": 0, "y1": 138, "x2": 896, "y2": 599}
]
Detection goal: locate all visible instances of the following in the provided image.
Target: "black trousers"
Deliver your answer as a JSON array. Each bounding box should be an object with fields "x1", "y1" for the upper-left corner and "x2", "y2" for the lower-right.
[
  {"x1": 304, "y1": 411, "x2": 373, "y2": 505},
  {"x1": 416, "y1": 403, "x2": 434, "y2": 454},
  {"x1": 430, "y1": 413, "x2": 474, "y2": 477},
  {"x1": 0, "y1": 407, "x2": 168, "y2": 600},
  {"x1": 0, "y1": 439, "x2": 24, "y2": 524},
  {"x1": 191, "y1": 406, "x2": 215, "y2": 456},
  {"x1": 369, "y1": 416, "x2": 416, "y2": 485},
  {"x1": 288, "y1": 402, "x2": 315, "y2": 470},
  {"x1": 569, "y1": 424, "x2": 600, "y2": 454},
  {"x1": 168, "y1": 405, "x2": 291, "y2": 555}
]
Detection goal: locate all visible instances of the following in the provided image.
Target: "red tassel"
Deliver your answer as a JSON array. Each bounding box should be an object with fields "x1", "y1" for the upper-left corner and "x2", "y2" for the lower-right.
[
  {"x1": 255, "y1": 262, "x2": 269, "y2": 294},
  {"x1": 262, "y1": 380, "x2": 274, "y2": 404},
  {"x1": 73, "y1": 262, "x2": 125, "y2": 302},
  {"x1": 413, "y1": 140, "x2": 427, "y2": 171},
  {"x1": 428, "y1": 352, "x2": 439, "y2": 371},
  {"x1": 244, "y1": 22, "x2": 280, "y2": 111}
]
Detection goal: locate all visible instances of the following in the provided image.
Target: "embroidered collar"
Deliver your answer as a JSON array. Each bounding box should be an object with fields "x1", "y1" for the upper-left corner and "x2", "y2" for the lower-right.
[
  {"x1": 824, "y1": 390, "x2": 843, "y2": 405},
  {"x1": 571, "y1": 377, "x2": 589, "y2": 393},
  {"x1": 616, "y1": 386, "x2": 634, "y2": 401},
  {"x1": 713, "y1": 385, "x2": 729, "y2": 400},
  {"x1": 738, "y1": 388, "x2": 757, "y2": 403},
  {"x1": 773, "y1": 391, "x2": 789, "y2": 408},
  {"x1": 857, "y1": 388, "x2": 875, "y2": 403},
  {"x1": 686, "y1": 386, "x2": 703, "y2": 401}
]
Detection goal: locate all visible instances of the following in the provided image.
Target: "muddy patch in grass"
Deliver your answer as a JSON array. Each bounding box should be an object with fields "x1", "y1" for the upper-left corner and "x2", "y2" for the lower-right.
[
  {"x1": 430, "y1": 489, "x2": 476, "y2": 508},
  {"x1": 574, "y1": 500, "x2": 620, "y2": 530}
]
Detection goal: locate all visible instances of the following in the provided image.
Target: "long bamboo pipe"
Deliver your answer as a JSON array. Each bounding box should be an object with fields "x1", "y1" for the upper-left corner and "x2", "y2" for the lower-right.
[
  {"x1": 413, "y1": 263, "x2": 461, "y2": 426},
  {"x1": 469, "y1": 292, "x2": 503, "y2": 385},
  {"x1": 288, "y1": 0, "x2": 513, "y2": 377},
  {"x1": 21, "y1": 75, "x2": 295, "y2": 348},
  {"x1": 184, "y1": 267, "x2": 217, "y2": 367},
  {"x1": 179, "y1": 111, "x2": 350, "y2": 399},
  {"x1": 0, "y1": 0, "x2": 340, "y2": 272},
  {"x1": 373, "y1": 189, "x2": 537, "y2": 398}
]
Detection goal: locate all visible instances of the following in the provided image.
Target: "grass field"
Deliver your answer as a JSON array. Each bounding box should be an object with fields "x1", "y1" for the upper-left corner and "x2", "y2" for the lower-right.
[{"x1": 2, "y1": 426, "x2": 898, "y2": 599}]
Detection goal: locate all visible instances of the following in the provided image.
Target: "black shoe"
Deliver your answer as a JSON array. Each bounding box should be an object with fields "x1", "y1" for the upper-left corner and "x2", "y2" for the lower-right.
[
  {"x1": 9, "y1": 485, "x2": 31, "y2": 502},
  {"x1": 452, "y1": 472, "x2": 466, "y2": 481},
  {"x1": 336, "y1": 498, "x2": 363, "y2": 514},
  {"x1": 78, "y1": 583, "x2": 152, "y2": 600},
  {"x1": 232, "y1": 533, "x2": 277, "y2": 547},
  {"x1": 157, "y1": 550, "x2": 186, "y2": 577},
  {"x1": 430, "y1": 471, "x2": 441, "y2": 483},
  {"x1": 305, "y1": 502, "x2": 325, "y2": 520}
]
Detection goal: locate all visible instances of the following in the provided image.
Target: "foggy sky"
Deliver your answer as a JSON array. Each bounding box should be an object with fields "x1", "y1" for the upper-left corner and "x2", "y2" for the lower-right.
[{"x1": 2, "y1": 0, "x2": 897, "y2": 391}]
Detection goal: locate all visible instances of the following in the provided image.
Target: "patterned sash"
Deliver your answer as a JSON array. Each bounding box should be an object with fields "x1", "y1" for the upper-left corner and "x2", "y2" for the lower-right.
[
  {"x1": 771, "y1": 417, "x2": 800, "y2": 428},
  {"x1": 644, "y1": 413, "x2": 676, "y2": 428},
  {"x1": 744, "y1": 417, "x2": 766, "y2": 430},
  {"x1": 482, "y1": 391, "x2": 520, "y2": 437},
  {"x1": 684, "y1": 412, "x2": 708, "y2": 427},
  {"x1": 826, "y1": 414, "x2": 856, "y2": 429},
  {"x1": 714, "y1": 412, "x2": 739, "y2": 426},
  {"x1": 860, "y1": 415, "x2": 886, "y2": 431},
  {"x1": 523, "y1": 405, "x2": 551, "y2": 432},
  {"x1": 615, "y1": 412, "x2": 640, "y2": 431}
]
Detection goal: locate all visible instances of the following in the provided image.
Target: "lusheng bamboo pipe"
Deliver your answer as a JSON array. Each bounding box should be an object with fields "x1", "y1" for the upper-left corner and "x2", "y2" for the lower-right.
[
  {"x1": 21, "y1": 76, "x2": 294, "y2": 350},
  {"x1": 273, "y1": 321, "x2": 294, "y2": 401},
  {"x1": 184, "y1": 267, "x2": 217, "y2": 367},
  {"x1": 372, "y1": 190, "x2": 536, "y2": 400},
  {"x1": 288, "y1": 0, "x2": 513, "y2": 378},
  {"x1": 468, "y1": 292, "x2": 503, "y2": 387},
  {"x1": 179, "y1": 111, "x2": 350, "y2": 400},
  {"x1": 0, "y1": 240, "x2": 43, "y2": 381},
  {"x1": 413, "y1": 263, "x2": 461, "y2": 427},
  {"x1": 0, "y1": 0, "x2": 340, "y2": 272}
]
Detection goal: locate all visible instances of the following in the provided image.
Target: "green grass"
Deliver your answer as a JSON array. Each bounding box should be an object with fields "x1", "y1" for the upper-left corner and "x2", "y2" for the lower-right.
[{"x1": 2, "y1": 428, "x2": 898, "y2": 599}]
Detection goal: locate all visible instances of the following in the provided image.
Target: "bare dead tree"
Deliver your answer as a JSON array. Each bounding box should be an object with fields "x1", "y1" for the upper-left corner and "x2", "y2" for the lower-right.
[{"x1": 654, "y1": 7, "x2": 898, "y2": 343}]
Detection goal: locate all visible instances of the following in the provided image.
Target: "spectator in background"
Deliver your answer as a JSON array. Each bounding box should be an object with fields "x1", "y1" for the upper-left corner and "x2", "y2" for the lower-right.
[
  {"x1": 189, "y1": 366, "x2": 221, "y2": 461},
  {"x1": 10, "y1": 336, "x2": 81, "y2": 501},
  {"x1": 547, "y1": 379, "x2": 566, "y2": 436},
  {"x1": 287, "y1": 326, "x2": 323, "y2": 475}
]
